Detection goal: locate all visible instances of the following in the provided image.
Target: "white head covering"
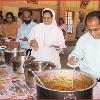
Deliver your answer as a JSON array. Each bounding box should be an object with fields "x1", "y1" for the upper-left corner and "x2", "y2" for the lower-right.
[
  {"x1": 29, "y1": 8, "x2": 66, "y2": 69},
  {"x1": 42, "y1": 8, "x2": 57, "y2": 26}
]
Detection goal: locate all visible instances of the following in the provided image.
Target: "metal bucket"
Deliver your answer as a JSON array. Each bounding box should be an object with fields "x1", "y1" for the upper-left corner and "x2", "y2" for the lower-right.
[
  {"x1": 4, "y1": 49, "x2": 25, "y2": 65},
  {"x1": 12, "y1": 55, "x2": 35, "y2": 74}
]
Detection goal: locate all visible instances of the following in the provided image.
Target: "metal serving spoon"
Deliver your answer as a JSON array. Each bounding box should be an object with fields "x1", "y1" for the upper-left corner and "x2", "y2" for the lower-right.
[{"x1": 31, "y1": 70, "x2": 46, "y2": 88}]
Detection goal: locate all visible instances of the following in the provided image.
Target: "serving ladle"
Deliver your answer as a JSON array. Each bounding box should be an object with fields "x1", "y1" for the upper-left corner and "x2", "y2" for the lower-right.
[
  {"x1": 25, "y1": 51, "x2": 46, "y2": 88},
  {"x1": 30, "y1": 69, "x2": 46, "y2": 88},
  {"x1": 67, "y1": 57, "x2": 80, "y2": 90}
]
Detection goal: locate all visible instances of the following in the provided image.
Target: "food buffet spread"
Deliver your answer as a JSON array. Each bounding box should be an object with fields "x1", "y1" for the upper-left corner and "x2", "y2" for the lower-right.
[
  {"x1": 0, "y1": 37, "x2": 36, "y2": 99},
  {"x1": 0, "y1": 37, "x2": 56, "y2": 99},
  {"x1": 0, "y1": 64, "x2": 36, "y2": 99},
  {"x1": 0, "y1": 37, "x2": 97, "y2": 99}
]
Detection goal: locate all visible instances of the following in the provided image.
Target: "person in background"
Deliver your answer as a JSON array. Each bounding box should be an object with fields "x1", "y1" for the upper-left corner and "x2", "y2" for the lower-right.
[
  {"x1": 29, "y1": 8, "x2": 66, "y2": 69},
  {"x1": 0, "y1": 15, "x2": 4, "y2": 36},
  {"x1": 67, "y1": 11, "x2": 100, "y2": 99},
  {"x1": 58, "y1": 18, "x2": 67, "y2": 55},
  {"x1": 2, "y1": 12, "x2": 18, "y2": 37},
  {"x1": 17, "y1": 11, "x2": 23, "y2": 28},
  {"x1": 58, "y1": 18, "x2": 67, "y2": 39},
  {"x1": 76, "y1": 12, "x2": 86, "y2": 40},
  {"x1": 17, "y1": 9, "x2": 37, "y2": 56}
]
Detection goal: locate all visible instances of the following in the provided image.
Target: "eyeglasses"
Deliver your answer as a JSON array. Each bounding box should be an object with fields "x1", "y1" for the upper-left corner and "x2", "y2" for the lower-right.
[{"x1": 85, "y1": 28, "x2": 100, "y2": 33}]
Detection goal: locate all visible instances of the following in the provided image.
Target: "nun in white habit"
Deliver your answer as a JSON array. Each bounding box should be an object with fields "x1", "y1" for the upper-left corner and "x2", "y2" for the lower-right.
[{"x1": 28, "y1": 8, "x2": 66, "y2": 69}]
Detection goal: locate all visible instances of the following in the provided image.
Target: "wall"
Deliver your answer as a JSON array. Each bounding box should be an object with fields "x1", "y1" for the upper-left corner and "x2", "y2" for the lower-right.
[
  {"x1": 0, "y1": 0, "x2": 58, "y2": 17},
  {"x1": 0, "y1": 0, "x2": 100, "y2": 41},
  {"x1": 59, "y1": 0, "x2": 99, "y2": 41},
  {"x1": 3, "y1": 6, "x2": 19, "y2": 18}
]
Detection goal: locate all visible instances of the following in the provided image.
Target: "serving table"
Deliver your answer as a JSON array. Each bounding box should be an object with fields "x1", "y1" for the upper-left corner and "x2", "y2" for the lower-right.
[{"x1": 0, "y1": 64, "x2": 36, "y2": 99}]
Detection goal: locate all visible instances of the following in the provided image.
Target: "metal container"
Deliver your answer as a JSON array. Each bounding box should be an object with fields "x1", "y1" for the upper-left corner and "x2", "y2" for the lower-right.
[
  {"x1": 4, "y1": 49, "x2": 25, "y2": 65},
  {"x1": 24, "y1": 61, "x2": 56, "y2": 88},
  {"x1": 36, "y1": 69, "x2": 97, "y2": 99},
  {"x1": 12, "y1": 55, "x2": 35, "y2": 74}
]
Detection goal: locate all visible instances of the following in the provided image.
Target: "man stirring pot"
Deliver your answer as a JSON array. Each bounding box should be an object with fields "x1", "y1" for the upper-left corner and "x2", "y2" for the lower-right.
[{"x1": 67, "y1": 11, "x2": 100, "y2": 99}]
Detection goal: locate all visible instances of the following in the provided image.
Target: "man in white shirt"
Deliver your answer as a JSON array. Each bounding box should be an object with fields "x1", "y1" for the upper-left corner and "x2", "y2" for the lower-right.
[{"x1": 67, "y1": 11, "x2": 100, "y2": 99}]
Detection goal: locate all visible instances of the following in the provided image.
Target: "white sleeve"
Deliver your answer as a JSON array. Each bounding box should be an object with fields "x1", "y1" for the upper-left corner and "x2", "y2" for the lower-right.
[
  {"x1": 57, "y1": 29, "x2": 66, "y2": 49},
  {"x1": 69, "y1": 37, "x2": 85, "y2": 59},
  {"x1": 67, "y1": 38, "x2": 85, "y2": 68}
]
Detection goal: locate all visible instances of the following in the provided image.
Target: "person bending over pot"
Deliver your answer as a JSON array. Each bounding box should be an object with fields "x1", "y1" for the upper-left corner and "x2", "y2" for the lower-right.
[{"x1": 67, "y1": 11, "x2": 100, "y2": 99}]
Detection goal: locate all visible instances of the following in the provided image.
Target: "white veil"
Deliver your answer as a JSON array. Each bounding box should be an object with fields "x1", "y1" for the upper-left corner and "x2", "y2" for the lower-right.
[{"x1": 42, "y1": 8, "x2": 57, "y2": 26}]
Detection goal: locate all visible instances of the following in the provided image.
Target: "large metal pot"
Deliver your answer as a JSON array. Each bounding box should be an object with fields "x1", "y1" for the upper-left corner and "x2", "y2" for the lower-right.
[
  {"x1": 24, "y1": 61, "x2": 56, "y2": 88},
  {"x1": 36, "y1": 69, "x2": 97, "y2": 99},
  {"x1": 4, "y1": 49, "x2": 25, "y2": 65}
]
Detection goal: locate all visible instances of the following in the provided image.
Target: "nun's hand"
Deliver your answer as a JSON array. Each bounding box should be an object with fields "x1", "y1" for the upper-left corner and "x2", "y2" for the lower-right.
[{"x1": 31, "y1": 39, "x2": 38, "y2": 49}]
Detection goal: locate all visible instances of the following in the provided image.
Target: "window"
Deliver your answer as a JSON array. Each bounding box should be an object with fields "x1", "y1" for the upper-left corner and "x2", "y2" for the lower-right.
[{"x1": 65, "y1": 11, "x2": 74, "y2": 33}]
